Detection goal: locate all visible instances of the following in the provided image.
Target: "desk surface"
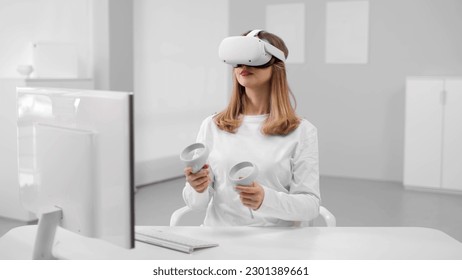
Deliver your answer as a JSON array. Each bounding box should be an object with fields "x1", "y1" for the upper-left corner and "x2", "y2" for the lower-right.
[{"x1": 1, "y1": 225, "x2": 461, "y2": 260}]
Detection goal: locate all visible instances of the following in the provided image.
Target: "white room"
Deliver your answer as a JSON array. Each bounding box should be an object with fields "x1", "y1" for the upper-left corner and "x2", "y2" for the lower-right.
[{"x1": 0, "y1": 0, "x2": 461, "y2": 274}]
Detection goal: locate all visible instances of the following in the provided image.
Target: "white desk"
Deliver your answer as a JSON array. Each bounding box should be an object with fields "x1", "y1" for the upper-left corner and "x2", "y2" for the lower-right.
[{"x1": 1, "y1": 226, "x2": 461, "y2": 260}]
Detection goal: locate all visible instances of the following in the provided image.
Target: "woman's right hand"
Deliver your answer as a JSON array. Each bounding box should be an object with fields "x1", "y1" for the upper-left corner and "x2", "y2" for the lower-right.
[{"x1": 184, "y1": 164, "x2": 211, "y2": 193}]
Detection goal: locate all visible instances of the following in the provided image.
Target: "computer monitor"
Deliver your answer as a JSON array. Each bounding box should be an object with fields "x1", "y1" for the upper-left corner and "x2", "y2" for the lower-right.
[{"x1": 16, "y1": 87, "x2": 134, "y2": 259}]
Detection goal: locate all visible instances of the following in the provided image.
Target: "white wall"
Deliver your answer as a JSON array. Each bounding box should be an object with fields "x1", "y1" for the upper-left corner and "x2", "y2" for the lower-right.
[
  {"x1": 230, "y1": 0, "x2": 462, "y2": 182},
  {"x1": 92, "y1": 0, "x2": 110, "y2": 90},
  {"x1": 133, "y1": 0, "x2": 229, "y2": 185},
  {"x1": 0, "y1": 0, "x2": 93, "y2": 78},
  {"x1": 108, "y1": 0, "x2": 133, "y2": 92}
]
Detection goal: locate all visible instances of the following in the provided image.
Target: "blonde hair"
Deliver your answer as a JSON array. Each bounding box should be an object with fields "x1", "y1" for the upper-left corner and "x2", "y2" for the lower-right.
[{"x1": 214, "y1": 30, "x2": 300, "y2": 136}]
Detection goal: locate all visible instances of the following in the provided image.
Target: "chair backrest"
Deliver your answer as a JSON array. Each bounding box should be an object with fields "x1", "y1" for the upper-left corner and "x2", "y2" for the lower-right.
[
  {"x1": 170, "y1": 205, "x2": 336, "y2": 227},
  {"x1": 169, "y1": 206, "x2": 206, "y2": 226}
]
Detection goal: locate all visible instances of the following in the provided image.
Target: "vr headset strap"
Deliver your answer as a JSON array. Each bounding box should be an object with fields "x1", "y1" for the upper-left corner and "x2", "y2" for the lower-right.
[
  {"x1": 246, "y1": 30, "x2": 262, "y2": 37},
  {"x1": 246, "y1": 29, "x2": 286, "y2": 61},
  {"x1": 246, "y1": 29, "x2": 286, "y2": 62}
]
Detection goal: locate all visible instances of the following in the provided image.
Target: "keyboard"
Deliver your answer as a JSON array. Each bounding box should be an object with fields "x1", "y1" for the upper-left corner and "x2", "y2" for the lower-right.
[{"x1": 135, "y1": 227, "x2": 219, "y2": 254}]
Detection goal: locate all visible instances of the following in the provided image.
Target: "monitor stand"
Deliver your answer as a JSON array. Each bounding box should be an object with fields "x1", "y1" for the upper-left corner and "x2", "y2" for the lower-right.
[{"x1": 32, "y1": 206, "x2": 63, "y2": 260}]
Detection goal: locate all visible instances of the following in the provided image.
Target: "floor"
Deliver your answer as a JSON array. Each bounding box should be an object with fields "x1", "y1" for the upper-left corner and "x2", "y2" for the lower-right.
[{"x1": 2, "y1": 176, "x2": 462, "y2": 242}]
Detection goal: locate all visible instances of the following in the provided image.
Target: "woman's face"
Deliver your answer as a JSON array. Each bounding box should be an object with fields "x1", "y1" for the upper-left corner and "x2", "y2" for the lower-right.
[{"x1": 234, "y1": 65, "x2": 272, "y2": 90}]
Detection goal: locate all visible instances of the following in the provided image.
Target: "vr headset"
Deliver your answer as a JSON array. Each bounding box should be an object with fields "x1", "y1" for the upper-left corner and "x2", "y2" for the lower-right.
[{"x1": 218, "y1": 30, "x2": 286, "y2": 67}]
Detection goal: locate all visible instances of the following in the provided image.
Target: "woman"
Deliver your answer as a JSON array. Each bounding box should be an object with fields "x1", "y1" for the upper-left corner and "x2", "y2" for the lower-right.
[{"x1": 183, "y1": 30, "x2": 320, "y2": 226}]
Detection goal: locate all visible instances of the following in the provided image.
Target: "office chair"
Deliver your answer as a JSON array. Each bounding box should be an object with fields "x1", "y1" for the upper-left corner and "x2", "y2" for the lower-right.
[{"x1": 170, "y1": 205, "x2": 336, "y2": 227}]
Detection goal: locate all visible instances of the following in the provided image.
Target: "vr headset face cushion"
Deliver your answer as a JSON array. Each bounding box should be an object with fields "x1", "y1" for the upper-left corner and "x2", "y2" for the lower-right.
[{"x1": 218, "y1": 36, "x2": 272, "y2": 67}]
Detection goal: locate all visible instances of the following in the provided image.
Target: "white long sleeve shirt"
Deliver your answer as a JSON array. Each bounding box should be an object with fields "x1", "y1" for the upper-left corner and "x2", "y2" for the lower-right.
[{"x1": 183, "y1": 114, "x2": 320, "y2": 226}]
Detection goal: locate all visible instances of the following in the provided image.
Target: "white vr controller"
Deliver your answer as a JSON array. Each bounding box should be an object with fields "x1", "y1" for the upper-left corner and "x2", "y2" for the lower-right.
[
  {"x1": 180, "y1": 143, "x2": 209, "y2": 174},
  {"x1": 218, "y1": 29, "x2": 286, "y2": 67},
  {"x1": 228, "y1": 161, "x2": 259, "y2": 187},
  {"x1": 229, "y1": 161, "x2": 259, "y2": 219}
]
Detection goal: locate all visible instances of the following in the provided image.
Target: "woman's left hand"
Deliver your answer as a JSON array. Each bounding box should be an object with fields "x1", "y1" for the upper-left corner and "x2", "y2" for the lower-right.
[{"x1": 236, "y1": 182, "x2": 265, "y2": 210}]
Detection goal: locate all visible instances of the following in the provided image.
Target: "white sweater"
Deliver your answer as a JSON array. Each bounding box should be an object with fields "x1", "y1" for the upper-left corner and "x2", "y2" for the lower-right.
[{"x1": 183, "y1": 114, "x2": 320, "y2": 226}]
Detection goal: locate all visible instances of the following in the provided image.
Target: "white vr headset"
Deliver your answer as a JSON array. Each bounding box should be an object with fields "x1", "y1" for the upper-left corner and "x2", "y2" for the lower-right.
[{"x1": 218, "y1": 30, "x2": 286, "y2": 67}]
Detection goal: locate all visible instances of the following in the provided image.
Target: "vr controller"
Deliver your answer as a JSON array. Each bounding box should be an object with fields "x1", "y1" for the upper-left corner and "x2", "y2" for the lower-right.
[
  {"x1": 180, "y1": 143, "x2": 209, "y2": 174},
  {"x1": 229, "y1": 161, "x2": 259, "y2": 219},
  {"x1": 218, "y1": 29, "x2": 286, "y2": 67}
]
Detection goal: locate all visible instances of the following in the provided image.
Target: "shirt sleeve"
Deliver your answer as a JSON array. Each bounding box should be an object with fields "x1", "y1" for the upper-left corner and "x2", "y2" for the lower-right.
[
  {"x1": 182, "y1": 183, "x2": 211, "y2": 210},
  {"x1": 182, "y1": 117, "x2": 214, "y2": 210},
  {"x1": 256, "y1": 122, "x2": 321, "y2": 222}
]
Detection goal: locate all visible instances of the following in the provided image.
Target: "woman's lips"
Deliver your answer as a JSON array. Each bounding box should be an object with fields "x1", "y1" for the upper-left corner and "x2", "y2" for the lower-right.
[{"x1": 240, "y1": 70, "x2": 251, "y2": 76}]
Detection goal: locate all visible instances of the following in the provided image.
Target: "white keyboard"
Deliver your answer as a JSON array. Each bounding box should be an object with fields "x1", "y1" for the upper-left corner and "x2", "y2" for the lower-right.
[{"x1": 135, "y1": 227, "x2": 219, "y2": 254}]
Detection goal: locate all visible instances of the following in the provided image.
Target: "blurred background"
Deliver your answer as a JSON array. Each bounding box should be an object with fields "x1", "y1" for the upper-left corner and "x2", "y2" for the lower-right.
[{"x1": 1, "y1": 0, "x2": 461, "y2": 241}]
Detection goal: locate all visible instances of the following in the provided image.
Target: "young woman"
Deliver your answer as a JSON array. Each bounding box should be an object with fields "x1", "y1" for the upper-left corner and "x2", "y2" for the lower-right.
[{"x1": 183, "y1": 30, "x2": 320, "y2": 226}]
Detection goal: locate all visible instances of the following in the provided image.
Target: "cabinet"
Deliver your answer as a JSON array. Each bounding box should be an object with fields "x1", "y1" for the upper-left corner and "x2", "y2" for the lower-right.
[{"x1": 403, "y1": 77, "x2": 462, "y2": 192}]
